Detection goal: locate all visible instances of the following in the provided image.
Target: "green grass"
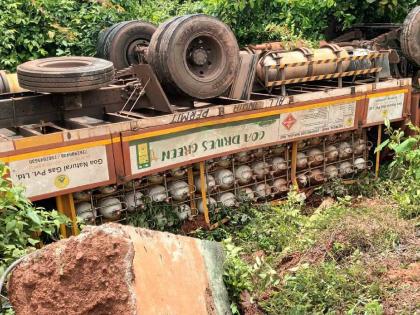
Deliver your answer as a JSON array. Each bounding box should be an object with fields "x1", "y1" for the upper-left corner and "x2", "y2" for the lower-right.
[
  {"x1": 261, "y1": 261, "x2": 383, "y2": 315},
  {"x1": 214, "y1": 193, "x2": 417, "y2": 315}
]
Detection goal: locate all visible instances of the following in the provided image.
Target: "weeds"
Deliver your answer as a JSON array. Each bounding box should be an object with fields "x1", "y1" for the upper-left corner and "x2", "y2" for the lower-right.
[
  {"x1": 222, "y1": 198, "x2": 415, "y2": 314},
  {"x1": 234, "y1": 191, "x2": 306, "y2": 254},
  {"x1": 126, "y1": 201, "x2": 182, "y2": 232},
  {"x1": 223, "y1": 238, "x2": 254, "y2": 300},
  {"x1": 262, "y1": 260, "x2": 383, "y2": 314},
  {"x1": 377, "y1": 121, "x2": 420, "y2": 219}
]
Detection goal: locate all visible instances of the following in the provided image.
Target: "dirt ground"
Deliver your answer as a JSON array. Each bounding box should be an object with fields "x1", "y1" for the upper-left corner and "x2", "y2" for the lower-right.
[{"x1": 181, "y1": 214, "x2": 209, "y2": 234}]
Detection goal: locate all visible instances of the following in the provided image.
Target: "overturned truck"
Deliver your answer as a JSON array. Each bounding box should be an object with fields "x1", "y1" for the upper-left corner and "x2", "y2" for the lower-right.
[{"x1": 0, "y1": 9, "x2": 418, "y2": 234}]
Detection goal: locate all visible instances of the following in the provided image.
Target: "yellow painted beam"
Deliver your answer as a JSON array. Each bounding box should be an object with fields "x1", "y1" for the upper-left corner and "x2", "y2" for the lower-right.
[
  {"x1": 367, "y1": 89, "x2": 408, "y2": 98},
  {"x1": 199, "y1": 162, "x2": 210, "y2": 226},
  {"x1": 1, "y1": 140, "x2": 111, "y2": 163},
  {"x1": 291, "y1": 142, "x2": 298, "y2": 189},
  {"x1": 56, "y1": 193, "x2": 79, "y2": 237},
  {"x1": 187, "y1": 167, "x2": 197, "y2": 215},
  {"x1": 14, "y1": 133, "x2": 63, "y2": 150},
  {"x1": 375, "y1": 124, "x2": 382, "y2": 178}
]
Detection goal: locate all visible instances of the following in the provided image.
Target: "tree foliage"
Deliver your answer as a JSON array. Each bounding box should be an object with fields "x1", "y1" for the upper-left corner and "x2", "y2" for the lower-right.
[{"x1": 0, "y1": 0, "x2": 417, "y2": 71}]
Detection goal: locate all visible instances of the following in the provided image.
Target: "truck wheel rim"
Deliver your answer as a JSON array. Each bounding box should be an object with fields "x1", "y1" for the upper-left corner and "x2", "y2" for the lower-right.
[
  {"x1": 127, "y1": 39, "x2": 150, "y2": 65},
  {"x1": 184, "y1": 34, "x2": 225, "y2": 82}
]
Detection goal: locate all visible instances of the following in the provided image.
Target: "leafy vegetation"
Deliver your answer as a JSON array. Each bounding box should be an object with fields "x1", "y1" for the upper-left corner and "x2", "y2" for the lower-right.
[
  {"x1": 0, "y1": 163, "x2": 68, "y2": 314},
  {"x1": 377, "y1": 121, "x2": 420, "y2": 219},
  {"x1": 0, "y1": 0, "x2": 417, "y2": 71},
  {"x1": 192, "y1": 125, "x2": 420, "y2": 314},
  {"x1": 215, "y1": 196, "x2": 415, "y2": 314},
  {"x1": 262, "y1": 260, "x2": 383, "y2": 314},
  {"x1": 126, "y1": 201, "x2": 182, "y2": 232},
  {"x1": 0, "y1": 164, "x2": 68, "y2": 276}
]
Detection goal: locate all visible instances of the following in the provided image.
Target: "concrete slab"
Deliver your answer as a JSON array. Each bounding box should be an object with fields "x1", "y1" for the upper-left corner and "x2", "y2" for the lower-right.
[{"x1": 8, "y1": 223, "x2": 231, "y2": 315}]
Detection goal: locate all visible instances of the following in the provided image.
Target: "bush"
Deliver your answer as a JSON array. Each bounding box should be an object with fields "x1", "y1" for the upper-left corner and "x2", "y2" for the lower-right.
[
  {"x1": 235, "y1": 191, "x2": 306, "y2": 253},
  {"x1": 207, "y1": 185, "x2": 415, "y2": 314},
  {"x1": 377, "y1": 122, "x2": 420, "y2": 219},
  {"x1": 0, "y1": 163, "x2": 68, "y2": 276},
  {"x1": 0, "y1": 0, "x2": 136, "y2": 70},
  {"x1": 0, "y1": 0, "x2": 417, "y2": 71}
]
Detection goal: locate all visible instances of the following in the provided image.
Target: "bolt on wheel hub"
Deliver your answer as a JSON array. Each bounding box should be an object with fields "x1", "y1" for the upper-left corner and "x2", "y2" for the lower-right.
[{"x1": 190, "y1": 48, "x2": 208, "y2": 66}]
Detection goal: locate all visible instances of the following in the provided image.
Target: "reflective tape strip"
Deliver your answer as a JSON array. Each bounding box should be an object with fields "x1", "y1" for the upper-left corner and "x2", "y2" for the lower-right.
[
  {"x1": 269, "y1": 53, "x2": 383, "y2": 69},
  {"x1": 267, "y1": 68, "x2": 382, "y2": 87}
]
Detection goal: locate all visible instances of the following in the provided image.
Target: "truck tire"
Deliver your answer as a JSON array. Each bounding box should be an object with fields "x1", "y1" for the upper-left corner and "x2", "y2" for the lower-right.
[
  {"x1": 147, "y1": 16, "x2": 184, "y2": 86},
  {"x1": 148, "y1": 14, "x2": 240, "y2": 99},
  {"x1": 0, "y1": 71, "x2": 10, "y2": 94},
  {"x1": 99, "y1": 20, "x2": 157, "y2": 69},
  {"x1": 96, "y1": 26, "x2": 113, "y2": 59},
  {"x1": 17, "y1": 56, "x2": 114, "y2": 93},
  {"x1": 401, "y1": 6, "x2": 420, "y2": 66}
]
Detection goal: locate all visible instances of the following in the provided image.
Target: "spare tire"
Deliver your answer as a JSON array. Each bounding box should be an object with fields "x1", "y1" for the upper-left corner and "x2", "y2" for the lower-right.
[
  {"x1": 148, "y1": 14, "x2": 240, "y2": 99},
  {"x1": 98, "y1": 20, "x2": 157, "y2": 69},
  {"x1": 17, "y1": 56, "x2": 114, "y2": 93},
  {"x1": 401, "y1": 6, "x2": 420, "y2": 66}
]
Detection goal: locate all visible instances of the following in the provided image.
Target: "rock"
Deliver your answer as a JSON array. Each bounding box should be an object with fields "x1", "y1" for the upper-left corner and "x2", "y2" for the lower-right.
[{"x1": 8, "y1": 223, "x2": 231, "y2": 315}]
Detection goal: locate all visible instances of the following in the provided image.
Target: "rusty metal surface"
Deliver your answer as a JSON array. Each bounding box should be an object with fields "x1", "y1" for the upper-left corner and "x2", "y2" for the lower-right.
[
  {"x1": 228, "y1": 52, "x2": 258, "y2": 100},
  {"x1": 256, "y1": 45, "x2": 352, "y2": 84},
  {"x1": 131, "y1": 64, "x2": 173, "y2": 113},
  {"x1": 266, "y1": 67, "x2": 382, "y2": 87},
  {"x1": 410, "y1": 91, "x2": 420, "y2": 128},
  {"x1": 0, "y1": 87, "x2": 124, "y2": 128},
  {"x1": 247, "y1": 41, "x2": 285, "y2": 52}
]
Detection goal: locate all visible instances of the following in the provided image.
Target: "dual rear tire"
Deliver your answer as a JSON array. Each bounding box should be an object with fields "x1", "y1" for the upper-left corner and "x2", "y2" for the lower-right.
[
  {"x1": 147, "y1": 14, "x2": 240, "y2": 99},
  {"x1": 96, "y1": 21, "x2": 157, "y2": 70},
  {"x1": 99, "y1": 15, "x2": 240, "y2": 99},
  {"x1": 400, "y1": 6, "x2": 420, "y2": 66}
]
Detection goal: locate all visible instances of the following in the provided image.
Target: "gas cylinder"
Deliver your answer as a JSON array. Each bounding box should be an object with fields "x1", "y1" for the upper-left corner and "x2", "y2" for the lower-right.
[{"x1": 256, "y1": 44, "x2": 350, "y2": 82}]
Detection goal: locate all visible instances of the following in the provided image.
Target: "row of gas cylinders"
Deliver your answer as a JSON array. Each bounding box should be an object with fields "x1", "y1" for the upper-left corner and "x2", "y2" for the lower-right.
[
  {"x1": 137, "y1": 135, "x2": 367, "y2": 179},
  {"x1": 74, "y1": 187, "x2": 257, "y2": 225},
  {"x1": 74, "y1": 133, "x2": 369, "y2": 224},
  {"x1": 199, "y1": 134, "x2": 367, "y2": 170},
  {"x1": 296, "y1": 157, "x2": 370, "y2": 187},
  {"x1": 73, "y1": 168, "x2": 289, "y2": 224},
  {"x1": 295, "y1": 138, "x2": 369, "y2": 186},
  {"x1": 74, "y1": 154, "x2": 369, "y2": 225}
]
